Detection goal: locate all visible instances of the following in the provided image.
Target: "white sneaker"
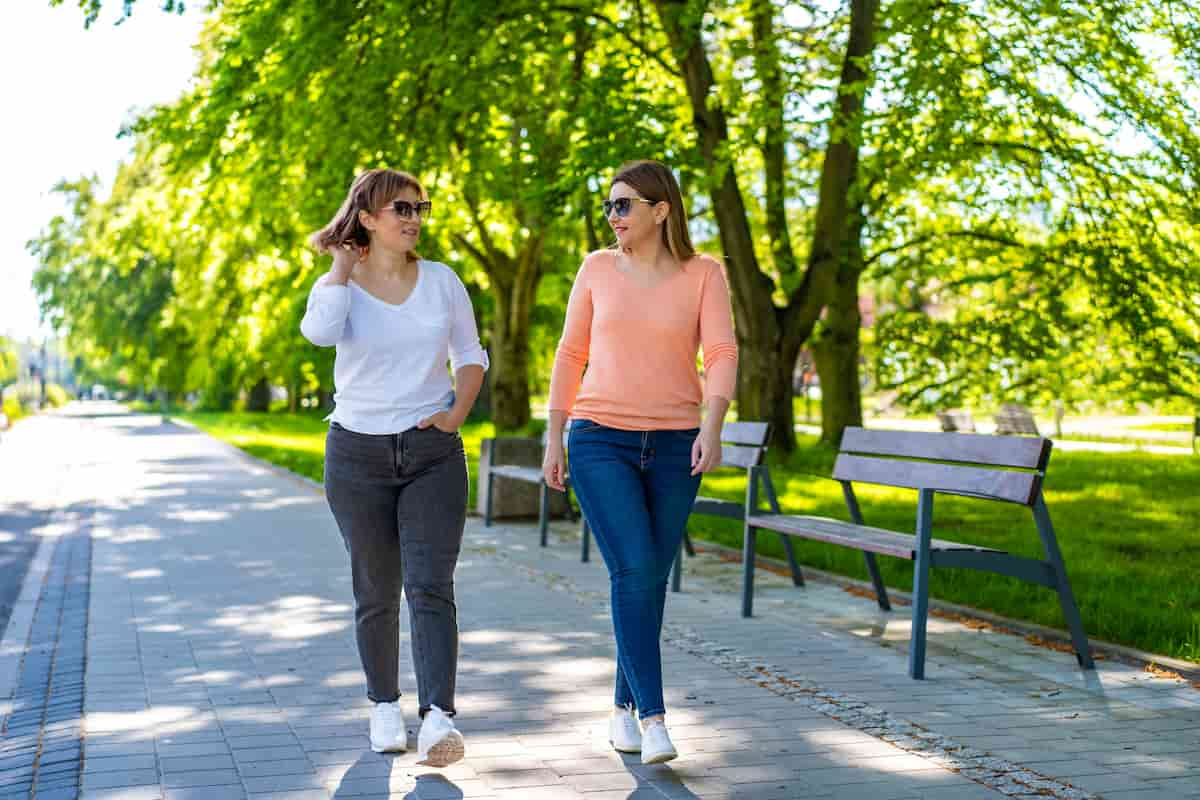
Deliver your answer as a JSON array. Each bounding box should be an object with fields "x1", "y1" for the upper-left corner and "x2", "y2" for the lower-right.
[
  {"x1": 416, "y1": 705, "x2": 465, "y2": 767},
  {"x1": 369, "y1": 701, "x2": 407, "y2": 753},
  {"x1": 640, "y1": 720, "x2": 677, "y2": 764},
  {"x1": 608, "y1": 705, "x2": 642, "y2": 753}
]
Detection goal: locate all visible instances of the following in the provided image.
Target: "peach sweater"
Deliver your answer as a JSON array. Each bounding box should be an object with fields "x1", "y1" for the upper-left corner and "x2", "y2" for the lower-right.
[{"x1": 548, "y1": 250, "x2": 739, "y2": 431}]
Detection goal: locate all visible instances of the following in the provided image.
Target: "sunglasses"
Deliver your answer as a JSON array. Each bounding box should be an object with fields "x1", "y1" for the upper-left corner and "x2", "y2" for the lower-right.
[
  {"x1": 602, "y1": 197, "x2": 656, "y2": 218},
  {"x1": 383, "y1": 199, "x2": 433, "y2": 220}
]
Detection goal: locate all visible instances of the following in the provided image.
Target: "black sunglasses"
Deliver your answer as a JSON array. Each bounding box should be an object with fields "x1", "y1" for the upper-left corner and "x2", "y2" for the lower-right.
[
  {"x1": 602, "y1": 197, "x2": 656, "y2": 218},
  {"x1": 383, "y1": 199, "x2": 433, "y2": 220}
]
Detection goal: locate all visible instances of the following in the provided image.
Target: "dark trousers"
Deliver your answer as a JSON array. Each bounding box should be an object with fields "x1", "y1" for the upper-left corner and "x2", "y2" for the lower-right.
[{"x1": 323, "y1": 422, "x2": 467, "y2": 715}]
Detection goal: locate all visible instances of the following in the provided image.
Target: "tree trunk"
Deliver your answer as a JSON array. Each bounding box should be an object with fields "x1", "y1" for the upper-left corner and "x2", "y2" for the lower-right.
[
  {"x1": 654, "y1": 0, "x2": 880, "y2": 451},
  {"x1": 655, "y1": 0, "x2": 796, "y2": 452},
  {"x1": 489, "y1": 316, "x2": 532, "y2": 431},
  {"x1": 246, "y1": 376, "x2": 271, "y2": 412},
  {"x1": 482, "y1": 234, "x2": 543, "y2": 433},
  {"x1": 811, "y1": 219, "x2": 865, "y2": 446}
]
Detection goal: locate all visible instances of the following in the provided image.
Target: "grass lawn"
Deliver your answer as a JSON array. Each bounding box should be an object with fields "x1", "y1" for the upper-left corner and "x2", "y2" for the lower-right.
[
  {"x1": 1130, "y1": 421, "x2": 1195, "y2": 433},
  {"x1": 165, "y1": 408, "x2": 1200, "y2": 664},
  {"x1": 1056, "y1": 432, "x2": 1194, "y2": 449}
]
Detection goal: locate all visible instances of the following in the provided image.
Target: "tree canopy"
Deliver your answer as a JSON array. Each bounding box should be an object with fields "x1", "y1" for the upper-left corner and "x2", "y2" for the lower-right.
[{"x1": 33, "y1": 0, "x2": 1200, "y2": 439}]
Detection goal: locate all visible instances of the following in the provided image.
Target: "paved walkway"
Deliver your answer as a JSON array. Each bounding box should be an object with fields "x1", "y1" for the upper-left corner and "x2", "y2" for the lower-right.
[{"x1": 0, "y1": 406, "x2": 1198, "y2": 799}]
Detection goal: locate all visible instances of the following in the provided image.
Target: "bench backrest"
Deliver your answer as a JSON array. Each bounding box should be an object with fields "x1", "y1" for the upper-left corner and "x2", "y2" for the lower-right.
[
  {"x1": 936, "y1": 409, "x2": 976, "y2": 433},
  {"x1": 833, "y1": 427, "x2": 1051, "y2": 506},
  {"x1": 718, "y1": 421, "x2": 770, "y2": 470},
  {"x1": 994, "y1": 403, "x2": 1040, "y2": 435}
]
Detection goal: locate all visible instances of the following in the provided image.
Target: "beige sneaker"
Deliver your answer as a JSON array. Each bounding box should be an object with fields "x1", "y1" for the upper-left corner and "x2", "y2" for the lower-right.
[{"x1": 416, "y1": 705, "x2": 465, "y2": 767}]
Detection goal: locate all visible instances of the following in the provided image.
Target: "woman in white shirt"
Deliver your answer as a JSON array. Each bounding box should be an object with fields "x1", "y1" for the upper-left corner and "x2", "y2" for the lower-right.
[{"x1": 300, "y1": 169, "x2": 488, "y2": 767}]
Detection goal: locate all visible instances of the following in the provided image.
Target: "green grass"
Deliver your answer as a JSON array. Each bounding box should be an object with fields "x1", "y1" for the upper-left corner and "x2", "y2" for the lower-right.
[
  {"x1": 1056, "y1": 432, "x2": 1195, "y2": 449},
  {"x1": 1130, "y1": 421, "x2": 1194, "y2": 434},
  {"x1": 164, "y1": 409, "x2": 1200, "y2": 663}
]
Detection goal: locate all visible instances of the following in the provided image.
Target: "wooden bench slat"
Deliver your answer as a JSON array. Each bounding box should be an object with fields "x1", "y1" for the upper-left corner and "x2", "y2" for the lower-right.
[
  {"x1": 995, "y1": 404, "x2": 1041, "y2": 436},
  {"x1": 746, "y1": 513, "x2": 1003, "y2": 560},
  {"x1": 840, "y1": 426, "x2": 1050, "y2": 470},
  {"x1": 720, "y1": 444, "x2": 762, "y2": 469},
  {"x1": 832, "y1": 453, "x2": 1042, "y2": 505},
  {"x1": 490, "y1": 465, "x2": 544, "y2": 483},
  {"x1": 721, "y1": 421, "x2": 770, "y2": 446}
]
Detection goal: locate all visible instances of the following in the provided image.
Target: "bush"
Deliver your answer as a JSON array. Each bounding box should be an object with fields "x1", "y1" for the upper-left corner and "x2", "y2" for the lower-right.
[
  {"x1": 2, "y1": 393, "x2": 25, "y2": 425},
  {"x1": 45, "y1": 383, "x2": 70, "y2": 408}
]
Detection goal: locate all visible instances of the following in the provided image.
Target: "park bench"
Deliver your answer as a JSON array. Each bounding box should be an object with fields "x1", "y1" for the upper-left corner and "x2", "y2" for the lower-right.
[
  {"x1": 482, "y1": 429, "x2": 589, "y2": 548},
  {"x1": 994, "y1": 403, "x2": 1040, "y2": 435},
  {"x1": 741, "y1": 426, "x2": 1094, "y2": 679},
  {"x1": 936, "y1": 409, "x2": 976, "y2": 433},
  {"x1": 579, "y1": 421, "x2": 805, "y2": 593}
]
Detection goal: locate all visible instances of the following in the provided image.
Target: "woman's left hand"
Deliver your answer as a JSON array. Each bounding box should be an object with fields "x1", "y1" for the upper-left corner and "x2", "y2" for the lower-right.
[
  {"x1": 691, "y1": 425, "x2": 722, "y2": 476},
  {"x1": 417, "y1": 410, "x2": 462, "y2": 434}
]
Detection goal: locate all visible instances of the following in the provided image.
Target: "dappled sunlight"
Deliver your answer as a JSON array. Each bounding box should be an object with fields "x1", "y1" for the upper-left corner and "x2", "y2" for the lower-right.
[
  {"x1": 85, "y1": 705, "x2": 210, "y2": 739},
  {"x1": 538, "y1": 656, "x2": 613, "y2": 679},
  {"x1": 163, "y1": 507, "x2": 231, "y2": 522},
  {"x1": 210, "y1": 595, "x2": 350, "y2": 640},
  {"x1": 92, "y1": 524, "x2": 164, "y2": 544},
  {"x1": 323, "y1": 670, "x2": 368, "y2": 689},
  {"x1": 176, "y1": 670, "x2": 245, "y2": 686},
  {"x1": 246, "y1": 495, "x2": 319, "y2": 511},
  {"x1": 461, "y1": 629, "x2": 535, "y2": 645}
]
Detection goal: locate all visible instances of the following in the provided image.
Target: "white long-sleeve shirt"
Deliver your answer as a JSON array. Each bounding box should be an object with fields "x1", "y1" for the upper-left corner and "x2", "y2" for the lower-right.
[{"x1": 300, "y1": 260, "x2": 489, "y2": 435}]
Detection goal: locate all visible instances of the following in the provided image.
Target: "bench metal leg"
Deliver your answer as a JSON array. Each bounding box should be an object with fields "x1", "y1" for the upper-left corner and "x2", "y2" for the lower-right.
[
  {"x1": 762, "y1": 467, "x2": 803, "y2": 587},
  {"x1": 779, "y1": 535, "x2": 805, "y2": 587},
  {"x1": 1033, "y1": 493, "x2": 1095, "y2": 669},
  {"x1": 742, "y1": 466, "x2": 763, "y2": 617},
  {"x1": 742, "y1": 526, "x2": 757, "y2": 617},
  {"x1": 909, "y1": 489, "x2": 934, "y2": 679},
  {"x1": 538, "y1": 482, "x2": 549, "y2": 547},
  {"x1": 580, "y1": 517, "x2": 591, "y2": 562},
  {"x1": 863, "y1": 553, "x2": 891, "y2": 611},
  {"x1": 671, "y1": 540, "x2": 684, "y2": 593},
  {"x1": 843, "y1": 480, "x2": 887, "y2": 609},
  {"x1": 484, "y1": 468, "x2": 495, "y2": 527}
]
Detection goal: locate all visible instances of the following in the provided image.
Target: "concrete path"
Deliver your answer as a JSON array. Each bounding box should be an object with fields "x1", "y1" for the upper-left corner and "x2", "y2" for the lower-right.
[{"x1": 0, "y1": 405, "x2": 1197, "y2": 799}]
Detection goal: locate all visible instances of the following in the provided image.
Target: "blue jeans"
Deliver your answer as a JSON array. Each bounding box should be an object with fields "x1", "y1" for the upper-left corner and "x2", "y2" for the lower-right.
[{"x1": 567, "y1": 419, "x2": 702, "y2": 719}]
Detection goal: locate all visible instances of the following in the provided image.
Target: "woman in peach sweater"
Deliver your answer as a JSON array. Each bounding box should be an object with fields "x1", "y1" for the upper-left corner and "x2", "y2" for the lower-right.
[{"x1": 543, "y1": 160, "x2": 738, "y2": 764}]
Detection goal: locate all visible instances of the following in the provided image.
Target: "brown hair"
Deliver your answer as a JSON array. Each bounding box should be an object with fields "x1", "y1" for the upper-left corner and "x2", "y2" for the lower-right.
[
  {"x1": 310, "y1": 169, "x2": 426, "y2": 262},
  {"x1": 609, "y1": 160, "x2": 696, "y2": 262}
]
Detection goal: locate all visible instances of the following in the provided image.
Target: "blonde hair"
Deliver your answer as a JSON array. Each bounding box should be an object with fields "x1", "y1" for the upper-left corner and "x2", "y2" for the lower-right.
[
  {"x1": 310, "y1": 169, "x2": 426, "y2": 263},
  {"x1": 610, "y1": 160, "x2": 696, "y2": 262}
]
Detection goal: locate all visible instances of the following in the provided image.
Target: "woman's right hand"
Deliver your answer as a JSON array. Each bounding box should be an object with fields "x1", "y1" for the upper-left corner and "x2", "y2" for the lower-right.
[
  {"x1": 329, "y1": 243, "x2": 365, "y2": 282},
  {"x1": 542, "y1": 441, "x2": 567, "y2": 492}
]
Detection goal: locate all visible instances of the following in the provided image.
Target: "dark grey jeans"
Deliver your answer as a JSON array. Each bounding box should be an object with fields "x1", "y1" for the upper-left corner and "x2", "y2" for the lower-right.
[{"x1": 324, "y1": 422, "x2": 468, "y2": 715}]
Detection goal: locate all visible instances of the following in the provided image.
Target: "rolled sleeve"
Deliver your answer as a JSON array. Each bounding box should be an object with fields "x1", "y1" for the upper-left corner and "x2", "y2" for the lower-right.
[
  {"x1": 448, "y1": 276, "x2": 489, "y2": 372},
  {"x1": 299, "y1": 280, "x2": 350, "y2": 347}
]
